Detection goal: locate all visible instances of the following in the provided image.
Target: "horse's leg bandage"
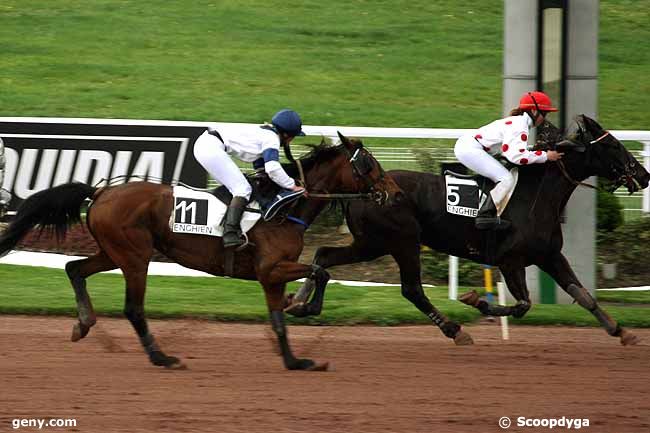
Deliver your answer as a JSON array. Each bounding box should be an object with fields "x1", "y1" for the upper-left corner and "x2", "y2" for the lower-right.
[{"x1": 566, "y1": 284, "x2": 621, "y2": 336}]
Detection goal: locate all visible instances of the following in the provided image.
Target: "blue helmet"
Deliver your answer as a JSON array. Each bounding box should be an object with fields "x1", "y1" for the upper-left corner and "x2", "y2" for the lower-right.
[{"x1": 271, "y1": 109, "x2": 305, "y2": 137}]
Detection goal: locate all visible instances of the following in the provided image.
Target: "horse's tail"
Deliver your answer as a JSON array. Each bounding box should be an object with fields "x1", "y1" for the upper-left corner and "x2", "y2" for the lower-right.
[{"x1": 0, "y1": 182, "x2": 98, "y2": 257}]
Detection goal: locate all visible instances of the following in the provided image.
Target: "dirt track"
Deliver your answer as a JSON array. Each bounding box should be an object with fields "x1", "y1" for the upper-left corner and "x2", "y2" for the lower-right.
[{"x1": 1, "y1": 316, "x2": 649, "y2": 433}]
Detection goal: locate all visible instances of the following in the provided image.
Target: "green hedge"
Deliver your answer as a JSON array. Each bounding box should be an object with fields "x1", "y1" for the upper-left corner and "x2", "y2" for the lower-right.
[
  {"x1": 597, "y1": 182, "x2": 624, "y2": 232},
  {"x1": 598, "y1": 216, "x2": 650, "y2": 287}
]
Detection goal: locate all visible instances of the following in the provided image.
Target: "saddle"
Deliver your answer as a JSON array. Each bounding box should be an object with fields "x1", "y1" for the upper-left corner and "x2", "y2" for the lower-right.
[
  {"x1": 444, "y1": 170, "x2": 495, "y2": 196},
  {"x1": 211, "y1": 171, "x2": 302, "y2": 221},
  {"x1": 444, "y1": 167, "x2": 518, "y2": 220}
]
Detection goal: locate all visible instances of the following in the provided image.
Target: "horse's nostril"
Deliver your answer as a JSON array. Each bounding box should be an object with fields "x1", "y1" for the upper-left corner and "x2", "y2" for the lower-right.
[{"x1": 394, "y1": 191, "x2": 405, "y2": 203}]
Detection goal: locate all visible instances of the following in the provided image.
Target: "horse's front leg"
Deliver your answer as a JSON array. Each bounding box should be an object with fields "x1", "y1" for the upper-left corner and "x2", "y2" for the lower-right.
[
  {"x1": 540, "y1": 253, "x2": 639, "y2": 345},
  {"x1": 284, "y1": 264, "x2": 330, "y2": 317},
  {"x1": 260, "y1": 260, "x2": 329, "y2": 371},
  {"x1": 286, "y1": 242, "x2": 385, "y2": 317},
  {"x1": 459, "y1": 264, "x2": 532, "y2": 318}
]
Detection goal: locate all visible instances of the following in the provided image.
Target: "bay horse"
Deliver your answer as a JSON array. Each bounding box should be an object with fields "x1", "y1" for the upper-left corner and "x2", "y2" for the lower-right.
[
  {"x1": 0, "y1": 132, "x2": 402, "y2": 370},
  {"x1": 286, "y1": 115, "x2": 650, "y2": 346}
]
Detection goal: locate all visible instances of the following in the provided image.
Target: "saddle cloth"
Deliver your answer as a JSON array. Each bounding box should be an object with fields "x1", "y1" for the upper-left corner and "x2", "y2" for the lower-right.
[
  {"x1": 170, "y1": 186, "x2": 261, "y2": 237},
  {"x1": 444, "y1": 168, "x2": 518, "y2": 218}
]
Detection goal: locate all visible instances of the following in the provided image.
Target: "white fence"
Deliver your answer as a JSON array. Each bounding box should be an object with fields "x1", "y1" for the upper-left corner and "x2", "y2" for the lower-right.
[
  {"x1": 2, "y1": 118, "x2": 647, "y2": 212},
  {"x1": 1, "y1": 118, "x2": 648, "y2": 297}
]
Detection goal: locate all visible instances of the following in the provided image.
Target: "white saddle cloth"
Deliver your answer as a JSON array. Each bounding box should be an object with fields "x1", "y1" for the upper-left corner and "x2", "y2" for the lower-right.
[{"x1": 170, "y1": 186, "x2": 261, "y2": 237}]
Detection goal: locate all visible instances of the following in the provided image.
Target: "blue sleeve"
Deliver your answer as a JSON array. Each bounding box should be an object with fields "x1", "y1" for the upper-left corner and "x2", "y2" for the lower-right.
[
  {"x1": 252, "y1": 157, "x2": 265, "y2": 170},
  {"x1": 262, "y1": 148, "x2": 280, "y2": 163}
]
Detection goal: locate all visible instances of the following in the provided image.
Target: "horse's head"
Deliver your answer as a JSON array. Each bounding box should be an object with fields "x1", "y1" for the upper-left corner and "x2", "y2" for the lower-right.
[
  {"x1": 295, "y1": 133, "x2": 402, "y2": 205},
  {"x1": 335, "y1": 132, "x2": 403, "y2": 205},
  {"x1": 564, "y1": 115, "x2": 650, "y2": 193}
]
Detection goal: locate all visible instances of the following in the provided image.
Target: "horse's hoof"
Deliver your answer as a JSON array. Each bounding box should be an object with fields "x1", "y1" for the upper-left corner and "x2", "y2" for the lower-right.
[
  {"x1": 459, "y1": 290, "x2": 480, "y2": 307},
  {"x1": 284, "y1": 301, "x2": 308, "y2": 317},
  {"x1": 287, "y1": 358, "x2": 328, "y2": 371},
  {"x1": 453, "y1": 330, "x2": 474, "y2": 346},
  {"x1": 306, "y1": 361, "x2": 329, "y2": 371},
  {"x1": 165, "y1": 359, "x2": 188, "y2": 370},
  {"x1": 71, "y1": 322, "x2": 91, "y2": 342},
  {"x1": 620, "y1": 329, "x2": 640, "y2": 346},
  {"x1": 151, "y1": 352, "x2": 186, "y2": 369}
]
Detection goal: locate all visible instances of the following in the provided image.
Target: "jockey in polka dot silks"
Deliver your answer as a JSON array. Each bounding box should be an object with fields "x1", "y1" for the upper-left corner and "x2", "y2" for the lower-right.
[
  {"x1": 454, "y1": 91, "x2": 564, "y2": 230},
  {"x1": 193, "y1": 109, "x2": 306, "y2": 248}
]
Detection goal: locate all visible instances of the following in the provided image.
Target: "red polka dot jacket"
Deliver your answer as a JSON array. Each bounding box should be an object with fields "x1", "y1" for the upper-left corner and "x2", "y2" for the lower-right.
[{"x1": 472, "y1": 113, "x2": 548, "y2": 166}]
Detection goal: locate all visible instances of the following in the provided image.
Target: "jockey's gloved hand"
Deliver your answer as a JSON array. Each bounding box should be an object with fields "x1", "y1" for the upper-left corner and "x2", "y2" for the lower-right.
[
  {"x1": 290, "y1": 184, "x2": 307, "y2": 196},
  {"x1": 0, "y1": 188, "x2": 11, "y2": 205}
]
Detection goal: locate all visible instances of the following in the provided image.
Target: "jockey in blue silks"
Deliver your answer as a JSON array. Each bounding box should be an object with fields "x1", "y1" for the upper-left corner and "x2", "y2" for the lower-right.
[{"x1": 193, "y1": 109, "x2": 307, "y2": 248}]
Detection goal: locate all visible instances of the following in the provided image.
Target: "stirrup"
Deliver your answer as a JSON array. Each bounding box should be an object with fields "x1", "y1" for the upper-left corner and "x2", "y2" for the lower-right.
[
  {"x1": 235, "y1": 232, "x2": 250, "y2": 251},
  {"x1": 223, "y1": 231, "x2": 248, "y2": 249}
]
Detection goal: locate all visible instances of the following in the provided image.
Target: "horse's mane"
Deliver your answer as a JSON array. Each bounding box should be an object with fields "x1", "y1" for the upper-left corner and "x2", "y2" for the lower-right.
[
  {"x1": 532, "y1": 120, "x2": 563, "y2": 151},
  {"x1": 281, "y1": 141, "x2": 346, "y2": 178}
]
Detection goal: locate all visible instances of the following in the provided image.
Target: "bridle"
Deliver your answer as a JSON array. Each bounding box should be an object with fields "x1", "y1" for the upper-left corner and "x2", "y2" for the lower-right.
[
  {"x1": 288, "y1": 143, "x2": 388, "y2": 205},
  {"x1": 346, "y1": 146, "x2": 388, "y2": 201},
  {"x1": 555, "y1": 127, "x2": 638, "y2": 193},
  {"x1": 589, "y1": 131, "x2": 640, "y2": 192}
]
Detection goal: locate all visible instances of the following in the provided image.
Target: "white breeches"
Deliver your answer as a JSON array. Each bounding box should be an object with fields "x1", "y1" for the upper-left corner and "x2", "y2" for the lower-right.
[
  {"x1": 454, "y1": 136, "x2": 516, "y2": 214},
  {"x1": 454, "y1": 136, "x2": 512, "y2": 183},
  {"x1": 193, "y1": 131, "x2": 252, "y2": 200}
]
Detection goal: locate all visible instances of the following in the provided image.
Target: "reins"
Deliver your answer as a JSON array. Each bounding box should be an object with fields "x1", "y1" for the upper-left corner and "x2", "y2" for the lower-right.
[
  {"x1": 308, "y1": 192, "x2": 377, "y2": 200},
  {"x1": 288, "y1": 144, "x2": 382, "y2": 202},
  {"x1": 528, "y1": 164, "x2": 548, "y2": 219},
  {"x1": 527, "y1": 129, "x2": 605, "y2": 218},
  {"x1": 557, "y1": 160, "x2": 597, "y2": 190}
]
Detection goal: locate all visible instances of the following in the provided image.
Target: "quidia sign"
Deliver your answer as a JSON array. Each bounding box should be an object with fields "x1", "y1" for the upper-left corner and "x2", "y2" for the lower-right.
[{"x1": 0, "y1": 118, "x2": 209, "y2": 209}]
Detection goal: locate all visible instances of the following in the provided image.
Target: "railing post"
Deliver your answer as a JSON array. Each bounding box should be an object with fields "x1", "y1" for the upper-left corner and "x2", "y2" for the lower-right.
[
  {"x1": 448, "y1": 256, "x2": 458, "y2": 300},
  {"x1": 642, "y1": 141, "x2": 650, "y2": 214}
]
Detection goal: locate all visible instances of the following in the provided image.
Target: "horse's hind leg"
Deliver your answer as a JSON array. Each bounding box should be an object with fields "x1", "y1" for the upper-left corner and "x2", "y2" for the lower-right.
[
  {"x1": 392, "y1": 246, "x2": 473, "y2": 345},
  {"x1": 65, "y1": 252, "x2": 117, "y2": 342},
  {"x1": 459, "y1": 264, "x2": 532, "y2": 318},
  {"x1": 122, "y1": 269, "x2": 184, "y2": 368},
  {"x1": 98, "y1": 224, "x2": 185, "y2": 368}
]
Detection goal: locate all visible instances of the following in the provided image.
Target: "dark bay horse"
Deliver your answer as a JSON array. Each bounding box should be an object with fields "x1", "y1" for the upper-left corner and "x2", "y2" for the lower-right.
[
  {"x1": 0, "y1": 133, "x2": 402, "y2": 370},
  {"x1": 287, "y1": 115, "x2": 650, "y2": 346}
]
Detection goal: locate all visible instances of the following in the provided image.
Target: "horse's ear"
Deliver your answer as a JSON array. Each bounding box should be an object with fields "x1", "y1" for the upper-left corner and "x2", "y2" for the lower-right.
[
  {"x1": 581, "y1": 114, "x2": 604, "y2": 133},
  {"x1": 337, "y1": 131, "x2": 349, "y2": 144},
  {"x1": 574, "y1": 114, "x2": 590, "y2": 133}
]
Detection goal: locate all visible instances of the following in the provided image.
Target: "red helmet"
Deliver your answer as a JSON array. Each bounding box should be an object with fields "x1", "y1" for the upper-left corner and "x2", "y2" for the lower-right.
[{"x1": 519, "y1": 91, "x2": 558, "y2": 112}]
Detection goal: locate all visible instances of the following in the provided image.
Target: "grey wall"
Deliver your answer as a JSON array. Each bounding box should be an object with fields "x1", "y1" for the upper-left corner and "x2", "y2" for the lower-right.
[{"x1": 503, "y1": 0, "x2": 599, "y2": 302}]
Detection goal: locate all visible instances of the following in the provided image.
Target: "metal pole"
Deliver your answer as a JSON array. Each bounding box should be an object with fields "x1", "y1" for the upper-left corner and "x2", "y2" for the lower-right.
[
  {"x1": 642, "y1": 141, "x2": 650, "y2": 214},
  {"x1": 497, "y1": 281, "x2": 510, "y2": 340},
  {"x1": 448, "y1": 256, "x2": 458, "y2": 300},
  {"x1": 484, "y1": 265, "x2": 494, "y2": 303}
]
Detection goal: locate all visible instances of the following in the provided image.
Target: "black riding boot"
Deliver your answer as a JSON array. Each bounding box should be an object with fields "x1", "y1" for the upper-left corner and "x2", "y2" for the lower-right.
[
  {"x1": 222, "y1": 196, "x2": 248, "y2": 248},
  {"x1": 475, "y1": 194, "x2": 510, "y2": 230}
]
